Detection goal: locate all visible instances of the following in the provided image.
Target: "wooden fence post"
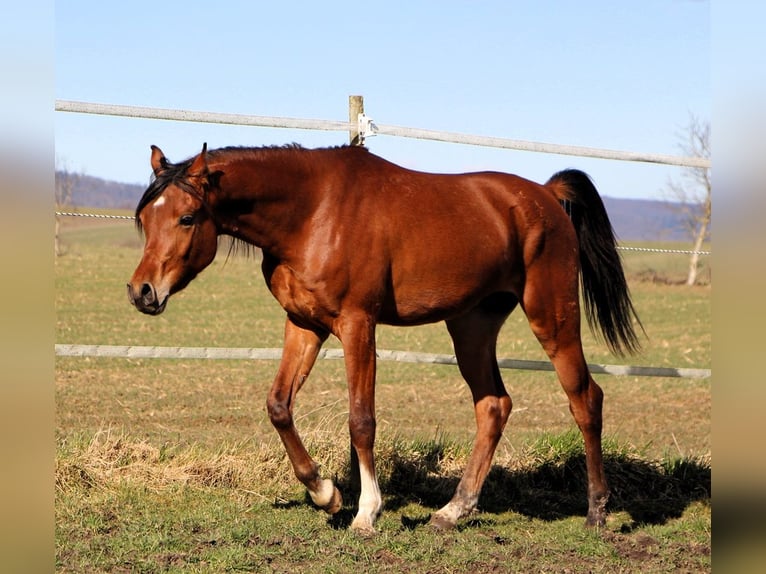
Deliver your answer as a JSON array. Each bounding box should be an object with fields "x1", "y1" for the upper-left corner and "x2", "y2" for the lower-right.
[
  {"x1": 343, "y1": 92, "x2": 362, "y2": 496},
  {"x1": 348, "y1": 95, "x2": 364, "y2": 146}
]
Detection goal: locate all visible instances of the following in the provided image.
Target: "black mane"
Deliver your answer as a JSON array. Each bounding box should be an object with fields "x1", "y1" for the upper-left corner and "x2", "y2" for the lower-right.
[{"x1": 134, "y1": 144, "x2": 364, "y2": 230}]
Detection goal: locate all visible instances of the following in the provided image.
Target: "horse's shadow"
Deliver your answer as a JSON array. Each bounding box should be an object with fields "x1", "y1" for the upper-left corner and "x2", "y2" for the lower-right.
[{"x1": 317, "y1": 443, "x2": 710, "y2": 528}]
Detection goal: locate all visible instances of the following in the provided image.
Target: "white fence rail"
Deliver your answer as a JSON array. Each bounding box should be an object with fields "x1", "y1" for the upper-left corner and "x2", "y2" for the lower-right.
[
  {"x1": 55, "y1": 344, "x2": 711, "y2": 379},
  {"x1": 55, "y1": 99, "x2": 710, "y2": 169}
]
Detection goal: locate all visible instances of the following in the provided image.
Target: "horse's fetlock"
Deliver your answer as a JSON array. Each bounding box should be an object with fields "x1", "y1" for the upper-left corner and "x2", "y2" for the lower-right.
[{"x1": 294, "y1": 462, "x2": 321, "y2": 485}]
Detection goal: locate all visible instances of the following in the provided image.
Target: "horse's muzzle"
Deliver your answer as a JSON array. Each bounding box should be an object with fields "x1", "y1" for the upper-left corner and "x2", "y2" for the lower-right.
[{"x1": 127, "y1": 282, "x2": 168, "y2": 315}]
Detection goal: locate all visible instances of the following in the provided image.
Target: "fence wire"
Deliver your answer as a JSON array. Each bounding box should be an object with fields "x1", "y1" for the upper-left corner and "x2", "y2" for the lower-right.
[
  {"x1": 55, "y1": 211, "x2": 711, "y2": 256},
  {"x1": 56, "y1": 211, "x2": 133, "y2": 220}
]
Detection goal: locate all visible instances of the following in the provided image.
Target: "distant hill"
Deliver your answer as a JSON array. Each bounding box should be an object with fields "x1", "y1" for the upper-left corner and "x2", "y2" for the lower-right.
[
  {"x1": 601, "y1": 196, "x2": 693, "y2": 242},
  {"x1": 57, "y1": 172, "x2": 698, "y2": 242},
  {"x1": 57, "y1": 172, "x2": 146, "y2": 211}
]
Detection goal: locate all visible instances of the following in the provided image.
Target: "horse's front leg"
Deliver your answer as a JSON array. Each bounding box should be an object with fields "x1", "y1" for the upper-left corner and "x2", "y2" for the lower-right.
[
  {"x1": 266, "y1": 317, "x2": 342, "y2": 514},
  {"x1": 338, "y1": 314, "x2": 382, "y2": 535}
]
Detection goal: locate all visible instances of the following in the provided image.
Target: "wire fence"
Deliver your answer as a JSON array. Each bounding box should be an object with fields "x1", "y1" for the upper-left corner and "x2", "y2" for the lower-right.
[
  {"x1": 56, "y1": 211, "x2": 133, "y2": 220},
  {"x1": 54, "y1": 211, "x2": 711, "y2": 256},
  {"x1": 55, "y1": 97, "x2": 712, "y2": 257}
]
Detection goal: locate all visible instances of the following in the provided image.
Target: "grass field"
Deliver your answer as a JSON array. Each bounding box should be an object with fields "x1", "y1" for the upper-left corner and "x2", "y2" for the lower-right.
[{"x1": 55, "y1": 215, "x2": 711, "y2": 572}]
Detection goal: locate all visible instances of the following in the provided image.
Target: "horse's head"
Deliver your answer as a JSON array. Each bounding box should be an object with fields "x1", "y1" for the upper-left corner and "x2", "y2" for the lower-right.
[{"x1": 127, "y1": 144, "x2": 219, "y2": 315}]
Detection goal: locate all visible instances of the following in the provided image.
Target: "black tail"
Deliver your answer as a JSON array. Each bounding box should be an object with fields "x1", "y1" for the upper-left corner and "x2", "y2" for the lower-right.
[{"x1": 547, "y1": 169, "x2": 644, "y2": 357}]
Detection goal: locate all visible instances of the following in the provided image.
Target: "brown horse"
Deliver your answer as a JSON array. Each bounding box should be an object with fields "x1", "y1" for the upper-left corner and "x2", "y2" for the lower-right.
[{"x1": 128, "y1": 143, "x2": 642, "y2": 534}]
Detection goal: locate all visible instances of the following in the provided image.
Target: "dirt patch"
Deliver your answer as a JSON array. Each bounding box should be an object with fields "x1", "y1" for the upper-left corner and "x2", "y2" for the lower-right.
[{"x1": 603, "y1": 530, "x2": 710, "y2": 572}]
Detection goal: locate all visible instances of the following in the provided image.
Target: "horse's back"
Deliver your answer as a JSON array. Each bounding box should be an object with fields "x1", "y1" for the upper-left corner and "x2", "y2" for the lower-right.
[{"x1": 335, "y1": 150, "x2": 575, "y2": 324}]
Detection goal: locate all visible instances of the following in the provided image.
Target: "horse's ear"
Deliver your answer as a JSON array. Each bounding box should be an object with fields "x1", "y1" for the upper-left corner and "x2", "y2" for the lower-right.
[
  {"x1": 150, "y1": 145, "x2": 169, "y2": 176},
  {"x1": 187, "y1": 143, "x2": 209, "y2": 179}
]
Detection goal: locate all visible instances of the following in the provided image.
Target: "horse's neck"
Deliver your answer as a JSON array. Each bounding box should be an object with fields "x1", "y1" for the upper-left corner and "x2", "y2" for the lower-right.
[{"x1": 214, "y1": 153, "x2": 317, "y2": 256}]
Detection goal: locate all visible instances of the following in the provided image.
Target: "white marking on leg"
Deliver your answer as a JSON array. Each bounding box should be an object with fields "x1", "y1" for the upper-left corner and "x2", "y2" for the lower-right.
[
  {"x1": 351, "y1": 459, "x2": 382, "y2": 533},
  {"x1": 432, "y1": 501, "x2": 465, "y2": 526},
  {"x1": 431, "y1": 493, "x2": 478, "y2": 529},
  {"x1": 308, "y1": 478, "x2": 335, "y2": 508}
]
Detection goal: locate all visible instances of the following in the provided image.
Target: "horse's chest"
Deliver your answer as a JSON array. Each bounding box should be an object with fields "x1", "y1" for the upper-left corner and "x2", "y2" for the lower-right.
[{"x1": 265, "y1": 264, "x2": 340, "y2": 327}]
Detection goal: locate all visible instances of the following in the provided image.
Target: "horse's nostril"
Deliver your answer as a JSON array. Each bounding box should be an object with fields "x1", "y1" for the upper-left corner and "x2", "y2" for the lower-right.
[{"x1": 127, "y1": 281, "x2": 166, "y2": 314}]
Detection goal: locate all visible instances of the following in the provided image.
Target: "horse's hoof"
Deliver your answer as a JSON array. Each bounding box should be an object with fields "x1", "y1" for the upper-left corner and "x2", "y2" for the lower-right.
[
  {"x1": 585, "y1": 512, "x2": 607, "y2": 528},
  {"x1": 585, "y1": 517, "x2": 607, "y2": 528},
  {"x1": 429, "y1": 513, "x2": 457, "y2": 531},
  {"x1": 351, "y1": 524, "x2": 376, "y2": 538},
  {"x1": 585, "y1": 494, "x2": 609, "y2": 528},
  {"x1": 321, "y1": 486, "x2": 343, "y2": 515},
  {"x1": 350, "y1": 518, "x2": 377, "y2": 537}
]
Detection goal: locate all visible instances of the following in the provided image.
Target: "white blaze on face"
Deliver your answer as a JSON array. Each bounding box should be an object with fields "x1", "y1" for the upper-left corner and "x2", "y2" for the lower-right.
[{"x1": 153, "y1": 195, "x2": 166, "y2": 208}]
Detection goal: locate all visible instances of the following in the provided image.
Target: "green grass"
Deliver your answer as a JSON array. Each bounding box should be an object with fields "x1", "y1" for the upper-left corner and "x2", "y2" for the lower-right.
[
  {"x1": 55, "y1": 217, "x2": 711, "y2": 572},
  {"x1": 56, "y1": 429, "x2": 710, "y2": 573}
]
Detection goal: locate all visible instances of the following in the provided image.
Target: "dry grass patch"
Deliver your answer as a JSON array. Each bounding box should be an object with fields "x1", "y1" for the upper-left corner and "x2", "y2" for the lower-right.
[
  {"x1": 56, "y1": 429, "x2": 287, "y2": 496},
  {"x1": 57, "y1": 427, "x2": 710, "y2": 524}
]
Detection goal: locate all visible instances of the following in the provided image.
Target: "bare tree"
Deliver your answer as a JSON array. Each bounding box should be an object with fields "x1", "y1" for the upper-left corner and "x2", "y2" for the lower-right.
[
  {"x1": 665, "y1": 115, "x2": 711, "y2": 285},
  {"x1": 55, "y1": 161, "x2": 80, "y2": 256}
]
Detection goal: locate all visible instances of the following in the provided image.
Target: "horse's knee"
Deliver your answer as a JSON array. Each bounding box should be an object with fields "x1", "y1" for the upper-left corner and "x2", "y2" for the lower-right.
[
  {"x1": 587, "y1": 379, "x2": 604, "y2": 411},
  {"x1": 567, "y1": 377, "x2": 603, "y2": 413},
  {"x1": 266, "y1": 396, "x2": 292, "y2": 430},
  {"x1": 489, "y1": 395, "x2": 512, "y2": 425},
  {"x1": 478, "y1": 394, "x2": 512, "y2": 438},
  {"x1": 349, "y1": 412, "x2": 376, "y2": 448}
]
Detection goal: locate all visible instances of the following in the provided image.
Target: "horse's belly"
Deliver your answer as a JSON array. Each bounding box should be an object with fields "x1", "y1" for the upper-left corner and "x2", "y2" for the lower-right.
[{"x1": 379, "y1": 272, "x2": 509, "y2": 326}]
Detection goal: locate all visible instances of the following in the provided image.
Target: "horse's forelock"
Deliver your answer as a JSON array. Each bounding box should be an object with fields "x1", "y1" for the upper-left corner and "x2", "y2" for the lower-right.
[{"x1": 134, "y1": 157, "x2": 197, "y2": 229}]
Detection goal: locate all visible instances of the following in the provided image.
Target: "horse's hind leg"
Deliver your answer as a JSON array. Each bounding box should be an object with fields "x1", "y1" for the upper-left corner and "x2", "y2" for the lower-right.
[
  {"x1": 430, "y1": 295, "x2": 515, "y2": 530},
  {"x1": 522, "y1": 271, "x2": 609, "y2": 527},
  {"x1": 266, "y1": 317, "x2": 342, "y2": 514}
]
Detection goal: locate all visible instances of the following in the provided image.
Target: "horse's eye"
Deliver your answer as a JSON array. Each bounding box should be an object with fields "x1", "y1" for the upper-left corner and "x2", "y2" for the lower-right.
[{"x1": 179, "y1": 214, "x2": 195, "y2": 227}]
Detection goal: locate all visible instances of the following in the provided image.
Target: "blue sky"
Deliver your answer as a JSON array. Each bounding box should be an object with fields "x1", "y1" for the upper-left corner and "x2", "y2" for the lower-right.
[{"x1": 55, "y1": 1, "x2": 710, "y2": 200}]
